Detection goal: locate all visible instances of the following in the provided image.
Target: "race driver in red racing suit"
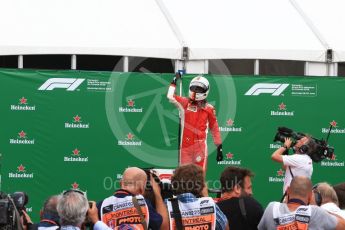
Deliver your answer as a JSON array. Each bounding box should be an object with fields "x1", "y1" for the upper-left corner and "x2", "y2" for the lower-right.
[{"x1": 167, "y1": 74, "x2": 223, "y2": 170}]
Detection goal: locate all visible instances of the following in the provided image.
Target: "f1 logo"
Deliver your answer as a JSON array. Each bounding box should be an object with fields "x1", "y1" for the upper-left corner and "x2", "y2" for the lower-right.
[
  {"x1": 245, "y1": 83, "x2": 289, "y2": 96},
  {"x1": 38, "y1": 78, "x2": 85, "y2": 91}
]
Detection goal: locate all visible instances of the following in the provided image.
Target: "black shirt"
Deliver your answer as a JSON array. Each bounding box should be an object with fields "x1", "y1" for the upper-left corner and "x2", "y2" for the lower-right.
[{"x1": 217, "y1": 196, "x2": 264, "y2": 230}]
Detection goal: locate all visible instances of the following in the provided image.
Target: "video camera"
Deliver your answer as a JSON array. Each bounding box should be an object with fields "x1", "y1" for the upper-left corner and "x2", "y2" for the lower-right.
[
  {"x1": 273, "y1": 127, "x2": 334, "y2": 163},
  {"x1": 0, "y1": 191, "x2": 28, "y2": 229}
]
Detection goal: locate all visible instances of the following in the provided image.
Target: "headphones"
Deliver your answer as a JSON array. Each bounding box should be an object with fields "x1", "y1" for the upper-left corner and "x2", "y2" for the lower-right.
[
  {"x1": 312, "y1": 184, "x2": 322, "y2": 206},
  {"x1": 299, "y1": 144, "x2": 309, "y2": 154}
]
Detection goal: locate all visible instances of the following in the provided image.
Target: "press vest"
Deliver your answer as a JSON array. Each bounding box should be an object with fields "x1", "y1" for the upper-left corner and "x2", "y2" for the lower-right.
[
  {"x1": 100, "y1": 194, "x2": 149, "y2": 229},
  {"x1": 166, "y1": 197, "x2": 217, "y2": 230},
  {"x1": 272, "y1": 203, "x2": 312, "y2": 230}
]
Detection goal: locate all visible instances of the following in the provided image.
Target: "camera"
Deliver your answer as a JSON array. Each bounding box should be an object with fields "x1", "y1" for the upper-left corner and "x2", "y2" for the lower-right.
[
  {"x1": 273, "y1": 127, "x2": 334, "y2": 163},
  {"x1": 142, "y1": 168, "x2": 174, "y2": 207},
  {"x1": 0, "y1": 191, "x2": 28, "y2": 229},
  {"x1": 273, "y1": 127, "x2": 305, "y2": 145}
]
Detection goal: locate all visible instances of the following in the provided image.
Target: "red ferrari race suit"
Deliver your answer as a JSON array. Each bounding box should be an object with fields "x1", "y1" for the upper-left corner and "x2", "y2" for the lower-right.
[{"x1": 167, "y1": 83, "x2": 222, "y2": 170}]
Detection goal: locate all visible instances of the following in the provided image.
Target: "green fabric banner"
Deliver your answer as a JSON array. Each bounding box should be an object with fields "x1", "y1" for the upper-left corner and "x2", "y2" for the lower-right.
[{"x1": 0, "y1": 68, "x2": 344, "y2": 221}]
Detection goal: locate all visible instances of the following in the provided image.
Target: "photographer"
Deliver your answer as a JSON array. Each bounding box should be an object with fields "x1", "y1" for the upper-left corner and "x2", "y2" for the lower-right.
[
  {"x1": 271, "y1": 136, "x2": 316, "y2": 193},
  {"x1": 97, "y1": 167, "x2": 168, "y2": 229},
  {"x1": 167, "y1": 164, "x2": 229, "y2": 230},
  {"x1": 56, "y1": 190, "x2": 89, "y2": 230}
]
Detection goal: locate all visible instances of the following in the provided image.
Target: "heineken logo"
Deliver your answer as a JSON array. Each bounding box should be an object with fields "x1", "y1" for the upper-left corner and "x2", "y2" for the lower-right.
[
  {"x1": 74, "y1": 115, "x2": 81, "y2": 122},
  {"x1": 10, "y1": 130, "x2": 35, "y2": 144},
  {"x1": 118, "y1": 133, "x2": 142, "y2": 146},
  {"x1": 268, "y1": 168, "x2": 284, "y2": 183},
  {"x1": 9, "y1": 164, "x2": 34, "y2": 179},
  {"x1": 270, "y1": 102, "x2": 294, "y2": 116},
  {"x1": 330, "y1": 120, "x2": 337, "y2": 127},
  {"x1": 127, "y1": 133, "x2": 134, "y2": 140},
  {"x1": 269, "y1": 143, "x2": 281, "y2": 149},
  {"x1": 119, "y1": 99, "x2": 143, "y2": 113},
  {"x1": 18, "y1": 164, "x2": 26, "y2": 172},
  {"x1": 321, "y1": 154, "x2": 344, "y2": 167},
  {"x1": 278, "y1": 103, "x2": 286, "y2": 110},
  {"x1": 65, "y1": 115, "x2": 89, "y2": 128},
  {"x1": 219, "y1": 119, "x2": 242, "y2": 132},
  {"x1": 217, "y1": 152, "x2": 241, "y2": 165},
  {"x1": 322, "y1": 120, "x2": 345, "y2": 134},
  {"x1": 226, "y1": 119, "x2": 234, "y2": 126},
  {"x1": 10, "y1": 97, "x2": 36, "y2": 111},
  {"x1": 71, "y1": 182, "x2": 79, "y2": 190},
  {"x1": 20, "y1": 97, "x2": 27, "y2": 104},
  {"x1": 128, "y1": 99, "x2": 135, "y2": 107},
  {"x1": 226, "y1": 153, "x2": 234, "y2": 159},
  {"x1": 19, "y1": 131, "x2": 26, "y2": 138},
  {"x1": 277, "y1": 169, "x2": 285, "y2": 176},
  {"x1": 64, "y1": 148, "x2": 88, "y2": 162}
]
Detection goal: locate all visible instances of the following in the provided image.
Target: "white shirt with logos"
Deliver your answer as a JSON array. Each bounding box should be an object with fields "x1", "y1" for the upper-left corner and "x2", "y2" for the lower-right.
[
  {"x1": 282, "y1": 154, "x2": 313, "y2": 193},
  {"x1": 321, "y1": 202, "x2": 345, "y2": 220},
  {"x1": 166, "y1": 196, "x2": 217, "y2": 230},
  {"x1": 258, "y1": 202, "x2": 337, "y2": 230}
]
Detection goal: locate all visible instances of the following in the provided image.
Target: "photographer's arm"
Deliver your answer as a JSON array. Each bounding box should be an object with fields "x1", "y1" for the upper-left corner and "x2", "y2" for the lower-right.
[
  {"x1": 87, "y1": 201, "x2": 112, "y2": 230},
  {"x1": 21, "y1": 210, "x2": 33, "y2": 230},
  {"x1": 271, "y1": 138, "x2": 292, "y2": 163},
  {"x1": 150, "y1": 175, "x2": 169, "y2": 230}
]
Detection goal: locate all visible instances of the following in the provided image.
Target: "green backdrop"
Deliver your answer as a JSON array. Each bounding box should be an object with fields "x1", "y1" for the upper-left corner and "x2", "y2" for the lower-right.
[{"x1": 0, "y1": 68, "x2": 344, "y2": 221}]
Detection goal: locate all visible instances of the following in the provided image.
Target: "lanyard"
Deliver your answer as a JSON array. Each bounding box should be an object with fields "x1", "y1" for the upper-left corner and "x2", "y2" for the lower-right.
[
  {"x1": 41, "y1": 219, "x2": 59, "y2": 226},
  {"x1": 287, "y1": 198, "x2": 306, "y2": 206}
]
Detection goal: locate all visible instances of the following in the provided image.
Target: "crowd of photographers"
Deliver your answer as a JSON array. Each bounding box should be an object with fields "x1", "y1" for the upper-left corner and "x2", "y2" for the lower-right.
[
  {"x1": 2, "y1": 130, "x2": 344, "y2": 230},
  {"x1": 3, "y1": 162, "x2": 344, "y2": 230}
]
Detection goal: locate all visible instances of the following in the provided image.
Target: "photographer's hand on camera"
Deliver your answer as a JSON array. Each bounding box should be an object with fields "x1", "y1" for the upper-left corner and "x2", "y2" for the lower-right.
[
  {"x1": 150, "y1": 175, "x2": 169, "y2": 230},
  {"x1": 283, "y1": 138, "x2": 292, "y2": 149},
  {"x1": 271, "y1": 137, "x2": 292, "y2": 163},
  {"x1": 87, "y1": 201, "x2": 99, "y2": 225}
]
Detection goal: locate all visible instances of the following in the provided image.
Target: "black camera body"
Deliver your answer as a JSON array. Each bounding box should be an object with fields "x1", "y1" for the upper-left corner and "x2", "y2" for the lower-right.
[
  {"x1": 142, "y1": 168, "x2": 174, "y2": 208},
  {"x1": 273, "y1": 127, "x2": 305, "y2": 145},
  {"x1": 273, "y1": 127, "x2": 334, "y2": 163},
  {"x1": 0, "y1": 191, "x2": 28, "y2": 228}
]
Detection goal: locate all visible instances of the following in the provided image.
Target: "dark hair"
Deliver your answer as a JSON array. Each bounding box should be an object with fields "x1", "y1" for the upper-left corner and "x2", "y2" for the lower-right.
[
  {"x1": 171, "y1": 164, "x2": 205, "y2": 196},
  {"x1": 333, "y1": 183, "x2": 345, "y2": 209},
  {"x1": 304, "y1": 137, "x2": 318, "y2": 155},
  {"x1": 220, "y1": 166, "x2": 254, "y2": 192}
]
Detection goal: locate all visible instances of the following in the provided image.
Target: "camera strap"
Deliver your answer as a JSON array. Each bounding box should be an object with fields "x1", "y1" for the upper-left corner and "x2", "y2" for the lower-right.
[
  {"x1": 170, "y1": 198, "x2": 183, "y2": 230},
  {"x1": 289, "y1": 166, "x2": 294, "y2": 178},
  {"x1": 280, "y1": 167, "x2": 295, "y2": 203},
  {"x1": 132, "y1": 196, "x2": 148, "y2": 230}
]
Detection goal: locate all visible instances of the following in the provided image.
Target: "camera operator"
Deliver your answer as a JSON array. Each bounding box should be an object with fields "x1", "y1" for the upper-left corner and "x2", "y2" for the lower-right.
[{"x1": 271, "y1": 136, "x2": 316, "y2": 193}]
